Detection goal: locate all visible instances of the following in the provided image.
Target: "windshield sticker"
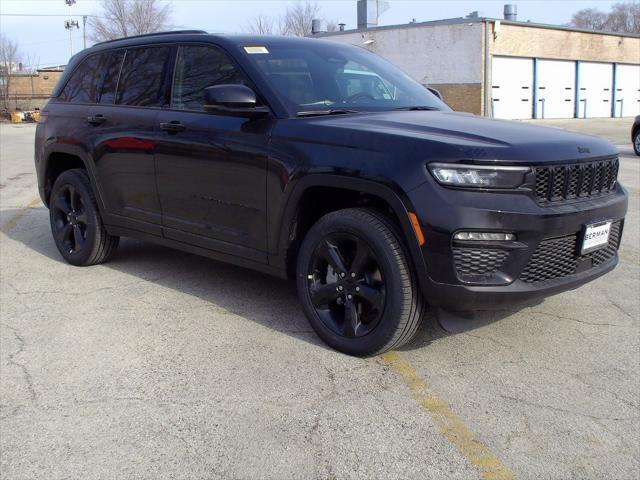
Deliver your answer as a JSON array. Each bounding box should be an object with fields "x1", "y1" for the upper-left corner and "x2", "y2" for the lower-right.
[{"x1": 244, "y1": 46, "x2": 269, "y2": 54}]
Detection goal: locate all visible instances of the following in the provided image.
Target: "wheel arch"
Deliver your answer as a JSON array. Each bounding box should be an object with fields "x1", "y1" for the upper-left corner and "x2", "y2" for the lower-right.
[
  {"x1": 272, "y1": 175, "x2": 428, "y2": 289},
  {"x1": 40, "y1": 145, "x2": 103, "y2": 210}
]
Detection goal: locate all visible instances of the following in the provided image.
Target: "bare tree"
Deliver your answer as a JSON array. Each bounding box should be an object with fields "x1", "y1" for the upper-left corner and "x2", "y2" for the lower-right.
[
  {"x1": 247, "y1": 14, "x2": 276, "y2": 35},
  {"x1": 88, "y1": 0, "x2": 172, "y2": 42},
  {"x1": 247, "y1": 0, "x2": 339, "y2": 37},
  {"x1": 326, "y1": 20, "x2": 339, "y2": 32},
  {"x1": 569, "y1": 1, "x2": 640, "y2": 33},
  {"x1": 279, "y1": 0, "x2": 321, "y2": 37},
  {"x1": 605, "y1": 1, "x2": 640, "y2": 33},
  {"x1": 0, "y1": 34, "x2": 21, "y2": 110},
  {"x1": 568, "y1": 8, "x2": 608, "y2": 30}
]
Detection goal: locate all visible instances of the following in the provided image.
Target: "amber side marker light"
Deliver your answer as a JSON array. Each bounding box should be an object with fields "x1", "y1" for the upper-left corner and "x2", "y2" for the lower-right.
[{"x1": 408, "y1": 212, "x2": 425, "y2": 247}]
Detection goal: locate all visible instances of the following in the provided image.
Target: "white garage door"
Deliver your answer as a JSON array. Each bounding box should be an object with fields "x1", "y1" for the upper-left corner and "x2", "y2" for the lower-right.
[
  {"x1": 614, "y1": 64, "x2": 640, "y2": 117},
  {"x1": 491, "y1": 57, "x2": 533, "y2": 120},
  {"x1": 578, "y1": 62, "x2": 613, "y2": 118},
  {"x1": 536, "y1": 59, "x2": 575, "y2": 119}
]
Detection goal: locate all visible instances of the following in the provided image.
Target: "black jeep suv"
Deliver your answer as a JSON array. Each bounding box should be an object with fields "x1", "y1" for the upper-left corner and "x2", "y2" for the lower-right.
[{"x1": 35, "y1": 31, "x2": 628, "y2": 355}]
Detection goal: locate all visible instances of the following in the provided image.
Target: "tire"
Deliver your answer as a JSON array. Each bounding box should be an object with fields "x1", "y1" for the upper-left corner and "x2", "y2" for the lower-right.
[
  {"x1": 49, "y1": 168, "x2": 119, "y2": 266},
  {"x1": 633, "y1": 130, "x2": 640, "y2": 156},
  {"x1": 296, "y1": 208, "x2": 426, "y2": 356}
]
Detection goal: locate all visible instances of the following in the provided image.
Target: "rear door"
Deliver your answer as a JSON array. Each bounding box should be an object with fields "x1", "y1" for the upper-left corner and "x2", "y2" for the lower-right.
[
  {"x1": 155, "y1": 44, "x2": 271, "y2": 260},
  {"x1": 87, "y1": 45, "x2": 174, "y2": 233}
]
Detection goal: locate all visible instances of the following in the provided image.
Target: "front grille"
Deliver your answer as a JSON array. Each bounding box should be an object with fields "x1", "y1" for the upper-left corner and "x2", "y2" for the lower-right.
[
  {"x1": 520, "y1": 221, "x2": 622, "y2": 284},
  {"x1": 453, "y1": 248, "x2": 509, "y2": 279},
  {"x1": 534, "y1": 158, "x2": 618, "y2": 204}
]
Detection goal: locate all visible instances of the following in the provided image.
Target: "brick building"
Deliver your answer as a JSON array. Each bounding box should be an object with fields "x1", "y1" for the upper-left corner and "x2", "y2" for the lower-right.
[
  {"x1": 317, "y1": 13, "x2": 640, "y2": 119},
  {"x1": 1, "y1": 67, "x2": 64, "y2": 111}
]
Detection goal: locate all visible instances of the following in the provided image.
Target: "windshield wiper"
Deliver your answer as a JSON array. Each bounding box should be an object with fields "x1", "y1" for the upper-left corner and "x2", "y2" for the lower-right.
[
  {"x1": 297, "y1": 109, "x2": 359, "y2": 117},
  {"x1": 393, "y1": 106, "x2": 440, "y2": 111}
]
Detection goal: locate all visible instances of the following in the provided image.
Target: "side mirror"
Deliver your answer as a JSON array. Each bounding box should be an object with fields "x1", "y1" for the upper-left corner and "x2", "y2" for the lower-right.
[
  {"x1": 204, "y1": 84, "x2": 270, "y2": 117},
  {"x1": 427, "y1": 87, "x2": 444, "y2": 101}
]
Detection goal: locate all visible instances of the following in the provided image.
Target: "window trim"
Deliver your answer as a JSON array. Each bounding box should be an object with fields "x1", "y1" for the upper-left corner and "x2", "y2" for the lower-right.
[
  {"x1": 96, "y1": 49, "x2": 126, "y2": 105},
  {"x1": 52, "y1": 40, "x2": 275, "y2": 116},
  {"x1": 114, "y1": 43, "x2": 177, "y2": 109},
  {"x1": 56, "y1": 51, "x2": 106, "y2": 104},
  {"x1": 168, "y1": 42, "x2": 274, "y2": 116}
]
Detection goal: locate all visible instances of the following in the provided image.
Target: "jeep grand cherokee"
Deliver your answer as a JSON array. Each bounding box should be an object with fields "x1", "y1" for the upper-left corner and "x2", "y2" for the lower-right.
[{"x1": 35, "y1": 31, "x2": 628, "y2": 355}]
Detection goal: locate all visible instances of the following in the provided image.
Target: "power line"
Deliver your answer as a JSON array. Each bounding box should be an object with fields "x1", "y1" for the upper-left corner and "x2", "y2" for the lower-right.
[{"x1": 0, "y1": 13, "x2": 100, "y2": 17}]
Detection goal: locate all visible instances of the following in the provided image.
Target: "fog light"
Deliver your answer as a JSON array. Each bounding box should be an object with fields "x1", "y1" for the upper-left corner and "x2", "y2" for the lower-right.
[{"x1": 454, "y1": 231, "x2": 516, "y2": 241}]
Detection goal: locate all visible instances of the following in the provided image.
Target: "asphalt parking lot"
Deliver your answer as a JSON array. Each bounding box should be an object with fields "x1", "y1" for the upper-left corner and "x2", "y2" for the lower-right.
[{"x1": 1, "y1": 118, "x2": 638, "y2": 480}]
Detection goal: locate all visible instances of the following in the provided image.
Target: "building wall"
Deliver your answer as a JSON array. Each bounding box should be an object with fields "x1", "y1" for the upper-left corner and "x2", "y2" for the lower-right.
[
  {"x1": 490, "y1": 23, "x2": 640, "y2": 63},
  {"x1": 1, "y1": 70, "x2": 63, "y2": 110},
  {"x1": 320, "y1": 22, "x2": 484, "y2": 114},
  {"x1": 429, "y1": 83, "x2": 483, "y2": 115}
]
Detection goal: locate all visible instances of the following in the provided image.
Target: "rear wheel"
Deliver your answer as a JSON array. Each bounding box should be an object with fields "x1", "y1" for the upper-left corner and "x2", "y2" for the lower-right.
[
  {"x1": 633, "y1": 130, "x2": 640, "y2": 156},
  {"x1": 296, "y1": 208, "x2": 425, "y2": 356},
  {"x1": 49, "y1": 169, "x2": 119, "y2": 266}
]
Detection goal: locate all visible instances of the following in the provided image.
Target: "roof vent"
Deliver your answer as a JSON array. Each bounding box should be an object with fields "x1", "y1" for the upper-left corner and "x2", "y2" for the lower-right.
[
  {"x1": 357, "y1": 0, "x2": 390, "y2": 29},
  {"x1": 504, "y1": 4, "x2": 517, "y2": 21},
  {"x1": 311, "y1": 19, "x2": 324, "y2": 34}
]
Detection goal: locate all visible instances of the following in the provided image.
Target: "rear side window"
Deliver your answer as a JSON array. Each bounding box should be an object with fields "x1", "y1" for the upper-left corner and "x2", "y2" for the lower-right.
[
  {"x1": 60, "y1": 53, "x2": 107, "y2": 103},
  {"x1": 172, "y1": 45, "x2": 248, "y2": 111},
  {"x1": 116, "y1": 46, "x2": 173, "y2": 107},
  {"x1": 98, "y1": 50, "x2": 125, "y2": 104}
]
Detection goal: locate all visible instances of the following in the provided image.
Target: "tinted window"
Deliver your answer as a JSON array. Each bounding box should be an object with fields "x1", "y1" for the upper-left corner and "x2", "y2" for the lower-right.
[
  {"x1": 116, "y1": 46, "x2": 173, "y2": 107},
  {"x1": 98, "y1": 50, "x2": 124, "y2": 104},
  {"x1": 60, "y1": 53, "x2": 107, "y2": 103},
  {"x1": 247, "y1": 43, "x2": 449, "y2": 113},
  {"x1": 172, "y1": 45, "x2": 248, "y2": 111}
]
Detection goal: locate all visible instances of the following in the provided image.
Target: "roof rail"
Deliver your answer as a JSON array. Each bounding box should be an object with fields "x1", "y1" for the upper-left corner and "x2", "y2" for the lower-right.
[{"x1": 93, "y1": 30, "x2": 208, "y2": 47}]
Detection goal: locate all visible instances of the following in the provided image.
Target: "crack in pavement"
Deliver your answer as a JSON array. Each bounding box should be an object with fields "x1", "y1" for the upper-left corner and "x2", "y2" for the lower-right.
[
  {"x1": 499, "y1": 394, "x2": 639, "y2": 421},
  {"x1": 1, "y1": 323, "x2": 38, "y2": 407}
]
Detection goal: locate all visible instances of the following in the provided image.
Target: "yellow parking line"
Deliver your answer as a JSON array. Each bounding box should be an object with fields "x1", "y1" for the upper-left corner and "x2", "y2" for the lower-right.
[
  {"x1": 1, "y1": 196, "x2": 41, "y2": 233},
  {"x1": 381, "y1": 351, "x2": 514, "y2": 480}
]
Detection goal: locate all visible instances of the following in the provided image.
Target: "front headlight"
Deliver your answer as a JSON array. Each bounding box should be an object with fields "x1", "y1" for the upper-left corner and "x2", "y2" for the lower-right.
[{"x1": 428, "y1": 163, "x2": 530, "y2": 189}]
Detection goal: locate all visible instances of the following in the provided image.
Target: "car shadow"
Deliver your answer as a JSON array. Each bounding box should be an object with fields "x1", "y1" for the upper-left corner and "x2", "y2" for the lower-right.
[{"x1": 2, "y1": 206, "x2": 536, "y2": 354}]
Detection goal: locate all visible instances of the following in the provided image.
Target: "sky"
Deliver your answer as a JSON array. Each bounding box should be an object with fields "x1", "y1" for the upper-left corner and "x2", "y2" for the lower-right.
[{"x1": 0, "y1": 0, "x2": 623, "y2": 68}]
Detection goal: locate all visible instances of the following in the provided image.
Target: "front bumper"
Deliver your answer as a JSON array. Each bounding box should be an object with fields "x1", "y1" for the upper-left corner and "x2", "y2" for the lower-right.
[{"x1": 407, "y1": 179, "x2": 628, "y2": 311}]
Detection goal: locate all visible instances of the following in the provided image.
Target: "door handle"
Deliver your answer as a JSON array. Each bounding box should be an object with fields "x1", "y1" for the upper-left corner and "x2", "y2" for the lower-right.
[
  {"x1": 87, "y1": 114, "x2": 106, "y2": 126},
  {"x1": 160, "y1": 121, "x2": 186, "y2": 133}
]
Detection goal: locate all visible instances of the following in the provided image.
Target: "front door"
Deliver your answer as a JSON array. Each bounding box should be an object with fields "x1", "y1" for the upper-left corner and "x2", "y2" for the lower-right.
[{"x1": 154, "y1": 44, "x2": 272, "y2": 261}]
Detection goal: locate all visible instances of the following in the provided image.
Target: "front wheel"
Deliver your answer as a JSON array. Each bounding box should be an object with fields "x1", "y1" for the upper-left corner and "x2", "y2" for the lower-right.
[
  {"x1": 633, "y1": 130, "x2": 640, "y2": 156},
  {"x1": 49, "y1": 169, "x2": 119, "y2": 266},
  {"x1": 296, "y1": 208, "x2": 426, "y2": 356}
]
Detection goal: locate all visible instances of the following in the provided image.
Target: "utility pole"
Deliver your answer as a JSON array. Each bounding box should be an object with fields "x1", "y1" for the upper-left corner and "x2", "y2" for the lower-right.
[
  {"x1": 83, "y1": 15, "x2": 87, "y2": 49},
  {"x1": 64, "y1": 0, "x2": 78, "y2": 56},
  {"x1": 64, "y1": 19, "x2": 79, "y2": 56}
]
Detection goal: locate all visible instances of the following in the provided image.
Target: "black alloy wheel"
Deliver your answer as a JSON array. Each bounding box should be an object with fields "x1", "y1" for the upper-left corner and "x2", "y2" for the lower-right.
[
  {"x1": 51, "y1": 183, "x2": 89, "y2": 255},
  {"x1": 307, "y1": 233, "x2": 386, "y2": 339},
  {"x1": 49, "y1": 169, "x2": 119, "y2": 266},
  {"x1": 297, "y1": 208, "x2": 426, "y2": 356}
]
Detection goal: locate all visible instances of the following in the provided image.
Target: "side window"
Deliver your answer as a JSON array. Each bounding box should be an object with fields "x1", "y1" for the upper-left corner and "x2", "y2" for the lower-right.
[
  {"x1": 98, "y1": 50, "x2": 125, "y2": 104},
  {"x1": 116, "y1": 46, "x2": 173, "y2": 107},
  {"x1": 172, "y1": 45, "x2": 248, "y2": 111},
  {"x1": 60, "y1": 53, "x2": 107, "y2": 103}
]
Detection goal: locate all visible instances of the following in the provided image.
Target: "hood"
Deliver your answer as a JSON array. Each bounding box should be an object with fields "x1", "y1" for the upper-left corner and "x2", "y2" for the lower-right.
[{"x1": 296, "y1": 110, "x2": 618, "y2": 164}]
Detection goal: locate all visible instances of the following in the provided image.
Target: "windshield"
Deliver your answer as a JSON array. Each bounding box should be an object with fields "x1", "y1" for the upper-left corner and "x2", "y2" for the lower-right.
[{"x1": 244, "y1": 41, "x2": 450, "y2": 115}]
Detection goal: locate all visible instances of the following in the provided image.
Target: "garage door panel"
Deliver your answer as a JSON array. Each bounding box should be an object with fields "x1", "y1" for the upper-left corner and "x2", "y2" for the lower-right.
[
  {"x1": 536, "y1": 60, "x2": 575, "y2": 119},
  {"x1": 615, "y1": 64, "x2": 640, "y2": 117},
  {"x1": 491, "y1": 57, "x2": 533, "y2": 120},
  {"x1": 578, "y1": 62, "x2": 613, "y2": 118}
]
